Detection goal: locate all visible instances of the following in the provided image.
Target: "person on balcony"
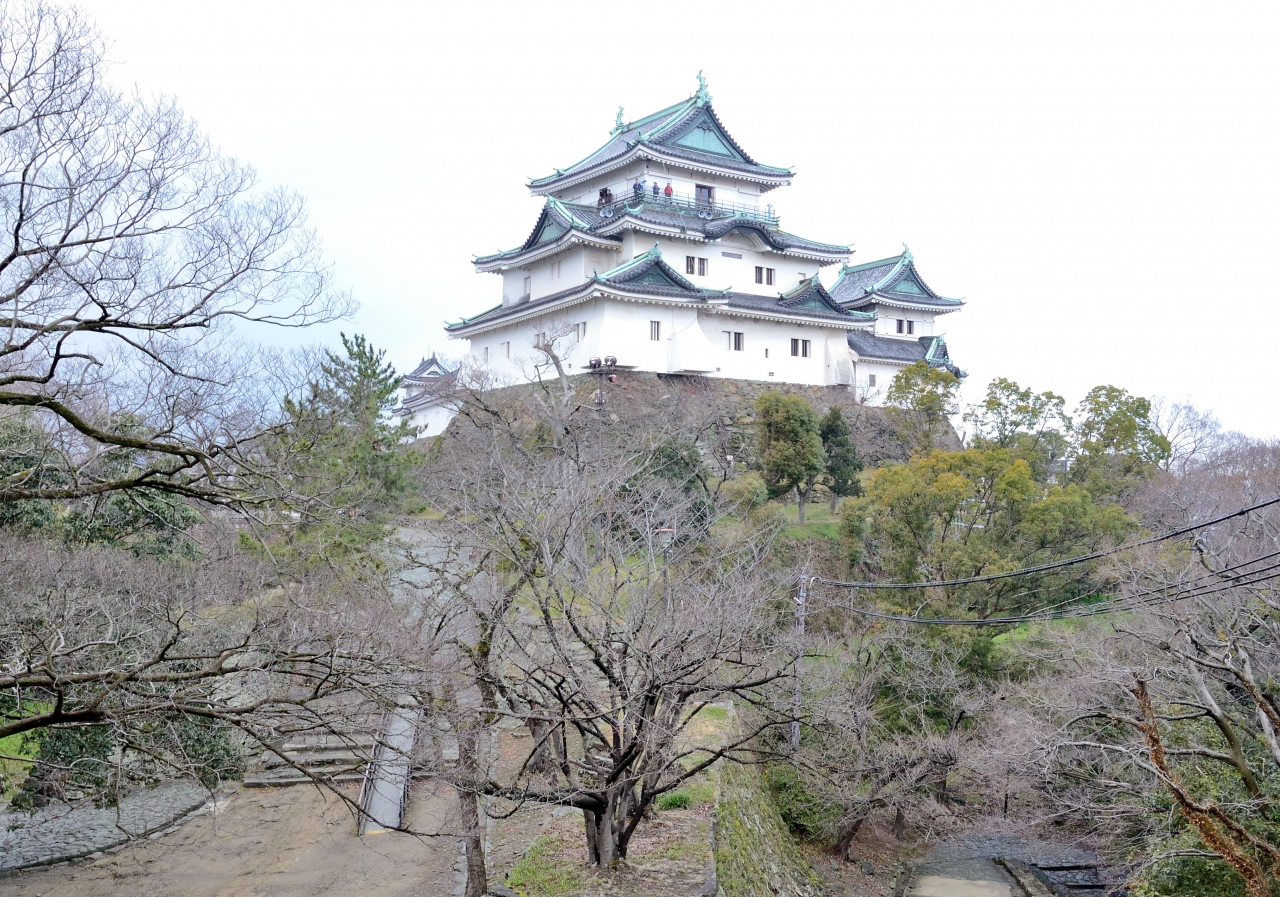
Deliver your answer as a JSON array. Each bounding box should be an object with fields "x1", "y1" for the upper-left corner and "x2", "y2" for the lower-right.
[
  {"x1": 664, "y1": 183, "x2": 673, "y2": 198},
  {"x1": 632, "y1": 180, "x2": 643, "y2": 198},
  {"x1": 652, "y1": 182, "x2": 660, "y2": 197}
]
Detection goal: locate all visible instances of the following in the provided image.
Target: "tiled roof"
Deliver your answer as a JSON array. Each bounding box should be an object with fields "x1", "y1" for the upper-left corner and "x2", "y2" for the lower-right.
[
  {"x1": 450, "y1": 249, "x2": 870, "y2": 333},
  {"x1": 594, "y1": 245, "x2": 705, "y2": 299},
  {"x1": 830, "y1": 247, "x2": 964, "y2": 311},
  {"x1": 846, "y1": 332, "x2": 965, "y2": 377},
  {"x1": 477, "y1": 197, "x2": 846, "y2": 270},
  {"x1": 529, "y1": 94, "x2": 791, "y2": 191}
]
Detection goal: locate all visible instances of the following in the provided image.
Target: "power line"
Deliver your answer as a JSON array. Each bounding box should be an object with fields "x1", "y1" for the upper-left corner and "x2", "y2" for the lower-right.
[
  {"x1": 814, "y1": 495, "x2": 1280, "y2": 592},
  {"x1": 807, "y1": 551, "x2": 1280, "y2": 627}
]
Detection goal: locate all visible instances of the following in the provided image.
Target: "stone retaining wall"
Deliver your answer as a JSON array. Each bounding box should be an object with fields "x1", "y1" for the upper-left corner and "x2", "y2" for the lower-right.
[{"x1": 449, "y1": 371, "x2": 959, "y2": 467}]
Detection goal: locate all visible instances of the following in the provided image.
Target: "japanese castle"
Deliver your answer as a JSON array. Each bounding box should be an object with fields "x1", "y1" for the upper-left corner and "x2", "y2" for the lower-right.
[{"x1": 409, "y1": 75, "x2": 965, "y2": 434}]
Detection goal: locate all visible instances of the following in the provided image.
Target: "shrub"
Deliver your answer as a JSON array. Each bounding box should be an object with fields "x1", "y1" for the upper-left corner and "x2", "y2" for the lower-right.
[{"x1": 720, "y1": 472, "x2": 768, "y2": 514}]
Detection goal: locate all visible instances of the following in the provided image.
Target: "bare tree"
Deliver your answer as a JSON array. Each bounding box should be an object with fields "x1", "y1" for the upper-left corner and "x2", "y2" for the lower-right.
[
  {"x1": 1032, "y1": 441, "x2": 1280, "y2": 896},
  {"x1": 786, "y1": 620, "x2": 997, "y2": 860},
  {"x1": 0, "y1": 3, "x2": 349, "y2": 507},
  {"x1": 413, "y1": 369, "x2": 795, "y2": 872},
  {"x1": 0, "y1": 530, "x2": 409, "y2": 815}
]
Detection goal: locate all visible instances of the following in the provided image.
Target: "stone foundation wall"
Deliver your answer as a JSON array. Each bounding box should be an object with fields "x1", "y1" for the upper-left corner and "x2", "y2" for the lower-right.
[{"x1": 454, "y1": 371, "x2": 959, "y2": 467}]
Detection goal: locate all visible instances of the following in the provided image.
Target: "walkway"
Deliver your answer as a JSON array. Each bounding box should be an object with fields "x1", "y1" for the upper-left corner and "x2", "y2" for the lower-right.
[{"x1": 359, "y1": 700, "x2": 421, "y2": 834}]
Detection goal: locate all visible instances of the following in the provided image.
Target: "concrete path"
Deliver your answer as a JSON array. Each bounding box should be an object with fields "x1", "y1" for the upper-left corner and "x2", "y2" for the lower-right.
[
  {"x1": 909, "y1": 876, "x2": 1012, "y2": 897},
  {"x1": 907, "y1": 831, "x2": 1103, "y2": 897},
  {"x1": 359, "y1": 700, "x2": 421, "y2": 834}
]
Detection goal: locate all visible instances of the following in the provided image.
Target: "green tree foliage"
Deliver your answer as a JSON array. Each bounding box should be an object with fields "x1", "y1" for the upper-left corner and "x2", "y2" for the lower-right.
[
  {"x1": 0, "y1": 412, "x2": 201, "y2": 556},
  {"x1": 10, "y1": 724, "x2": 113, "y2": 810},
  {"x1": 964, "y1": 377, "x2": 1072, "y2": 482},
  {"x1": 820, "y1": 406, "x2": 863, "y2": 510},
  {"x1": 269, "y1": 333, "x2": 419, "y2": 564},
  {"x1": 755, "y1": 393, "x2": 824, "y2": 523},
  {"x1": 0, "y1": 413, "x2": 59, "y2": 531},
  {"x1": 859, "y1": 447, "x2": 1132, "y2": 618},
  {"x1": 886, "y1": 361, "x2": 961, "y2": 453},
  {"x1": 1069, "y1": 385, "x2": 1171, "y2": 502}
]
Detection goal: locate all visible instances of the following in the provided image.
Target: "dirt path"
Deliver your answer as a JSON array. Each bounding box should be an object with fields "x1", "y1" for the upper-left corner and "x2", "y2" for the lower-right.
[{"x1": 0, "y1": 780, "x2": 458, "y2": 897}]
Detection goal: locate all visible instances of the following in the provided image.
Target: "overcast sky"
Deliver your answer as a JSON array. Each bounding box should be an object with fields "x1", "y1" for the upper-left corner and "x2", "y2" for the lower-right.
[{"x1": 77, "y1": 0, "x2": 1280, "y2": 437}]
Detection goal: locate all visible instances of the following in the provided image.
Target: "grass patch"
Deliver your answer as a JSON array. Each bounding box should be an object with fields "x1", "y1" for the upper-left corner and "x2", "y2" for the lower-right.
[
  {"x1": 506, "y1": 835, "x2": 582, "y2": 897},
  {"x1": 0, "y1": 705, "x2": 43, "y2": 798},
  {"x1": 776, "y1": 501, "x2": 843, "y2": 541},
  {"x1": 657, "y1": 790, "x2": 693, "y2": 810},
  {"x1": 695, "y1": 705, "x2": 728, "y2": 722}
]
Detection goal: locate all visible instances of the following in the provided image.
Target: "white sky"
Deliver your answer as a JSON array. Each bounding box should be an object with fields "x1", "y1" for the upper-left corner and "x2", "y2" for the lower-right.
[{"x1": 76, "y1": 0, "x2": 1280, "y2": 437}]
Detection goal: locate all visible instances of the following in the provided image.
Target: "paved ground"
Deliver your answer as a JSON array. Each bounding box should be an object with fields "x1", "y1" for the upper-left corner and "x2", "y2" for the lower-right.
[
  {"x1": 907, "y1": 832, "x2": 1101, "y2": 897},
  {"x1": 0, "y1": 780, "x2": 458, "y2": 896},
  {"x1": 0, "y1": 780, "x2": 209, "y2": 874}
]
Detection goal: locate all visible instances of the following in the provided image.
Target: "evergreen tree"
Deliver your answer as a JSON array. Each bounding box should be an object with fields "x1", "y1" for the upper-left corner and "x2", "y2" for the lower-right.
[
  {"x1": 819, "y1": 406, "x2": 863, "y2": 511},
  {"x1": 271, "y1": 333, "x2": 419, "y2": 565},
  {"x1": 886, "y1": 361, "x2": 961, "y2": 453},
  {"x1": 755, "y1": 393, "x2": 824, "y2": 523}
]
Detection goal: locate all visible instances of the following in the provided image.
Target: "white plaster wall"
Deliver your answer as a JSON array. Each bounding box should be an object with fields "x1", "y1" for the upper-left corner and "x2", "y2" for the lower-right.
[
  {"x1": 406, "y1": 402, "x2": 457, "y2": 438},
  {"x1": 462, "y1": 299, "x2": 605, "y2": 381},
  {"x1": 873, "y1": 310, "x2": 937, "y2": 338},
  {"x1": 453, "y1": 297, "x2": 860, "y2": 388}
]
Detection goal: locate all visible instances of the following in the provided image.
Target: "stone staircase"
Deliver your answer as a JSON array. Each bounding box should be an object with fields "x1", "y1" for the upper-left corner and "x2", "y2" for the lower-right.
[{"x1": 243, "y1": 734, "x2": 375, "y2": 787}]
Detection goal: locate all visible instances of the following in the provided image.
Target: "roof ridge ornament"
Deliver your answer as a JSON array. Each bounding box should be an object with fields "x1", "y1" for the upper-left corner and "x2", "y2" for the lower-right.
[
  {"x1": 695, "y1": 70, "x2": 711, "y2": 105},
  {"x1": 612, "y1": 106, "x2": 625, "y2": 135},
  {"x1": 902, "y1": 242, "x2": 913, "y2": 263}
]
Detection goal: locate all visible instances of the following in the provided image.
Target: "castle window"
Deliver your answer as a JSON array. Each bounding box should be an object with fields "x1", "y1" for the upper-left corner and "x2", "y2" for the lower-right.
[
  {"x1": 790, "y1": 338, "x2": 811, "y2": 358},
  {"x1": 696, "y1": 184, "x2": 714, "y2": 206},
  {"x1": 686, "y1": 256, "x2": 696, "y2": 275},
  {"x1": 907, "y1": 320, "x2": 915, "y2": 335},
  {"x1": 755, "y1": 266, "x2": 763, "y2": 284},
  {"x1": 868, "y1": 374, "x2": 877, "y2": 387},
  {"x1": 896, "y1": 319, "x2": 905, "y2": 334},
  {"x1": 723, "y1": 331, "x2": 744, "y2": 351},
  {"x1": 767, "y1": 268, "x2": 774, "y2": 285},
  {"x1": 483, "y1": 346, "x2": 489, "y2": 363},
  {"x1": 522, "y1": 276, "x2": 531, "y2": 299},
  {"x1": 698, "y1": 257, "x2": 708, "y2": 276},
  {"x1": 502, "y1": 341, "x2": 510, "y2": 358},
  {"x1": 650, "y1": 320, "x2": 661, "y2": 341}
]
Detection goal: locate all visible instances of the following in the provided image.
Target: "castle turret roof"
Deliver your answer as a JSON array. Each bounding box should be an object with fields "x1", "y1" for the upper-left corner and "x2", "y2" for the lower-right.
[
  {"x1": 528, "y1": 79, "x2": 792, "y2": 195},
  {"x1": 829, "y1": 247, "x2": 964, "y2": 313}
]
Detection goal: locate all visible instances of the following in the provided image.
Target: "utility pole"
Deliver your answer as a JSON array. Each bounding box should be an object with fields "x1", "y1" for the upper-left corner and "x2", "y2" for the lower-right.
[{"x1": 789, "y1": 574, "x2": 807, "y2": 751}]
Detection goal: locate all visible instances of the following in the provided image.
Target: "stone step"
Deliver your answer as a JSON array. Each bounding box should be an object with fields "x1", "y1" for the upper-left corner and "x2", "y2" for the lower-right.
[
  {"x1": 261, "y1": 748, "x2": 368, "y2": 769},
  {"x1": 243, "y1": 767, "x2": 367, "y2": 787}
]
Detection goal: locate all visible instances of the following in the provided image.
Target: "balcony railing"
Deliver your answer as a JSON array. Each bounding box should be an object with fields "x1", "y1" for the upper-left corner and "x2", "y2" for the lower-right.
[{"x1": 595, "y1": 189, "x2": 779, "y2": 227}]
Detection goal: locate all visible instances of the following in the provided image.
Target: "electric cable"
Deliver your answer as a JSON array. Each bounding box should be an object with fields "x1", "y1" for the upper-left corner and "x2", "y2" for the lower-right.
[
  {"x1": 806, "y1": 551, "x2": 1280, "y2": 627},
  {"x1": 814, "y1": 495, "x2": 1280, "y2": 591}
]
